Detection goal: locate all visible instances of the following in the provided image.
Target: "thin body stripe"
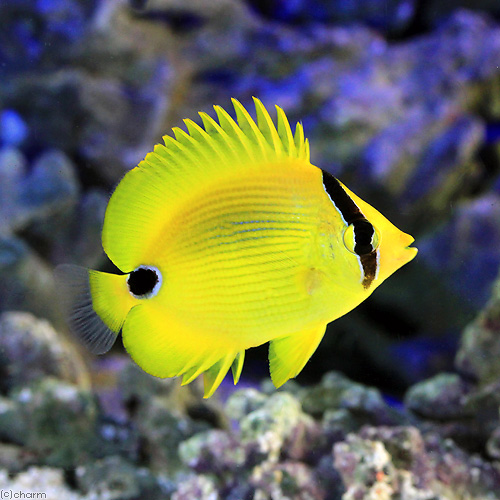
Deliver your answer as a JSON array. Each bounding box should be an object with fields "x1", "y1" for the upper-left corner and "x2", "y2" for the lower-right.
[
  {"x1": 180, "y1": 200, "x2": 315, "y2": 232},
  {"x1": 321, "y1": 170, "x2": 378, "y2": 288},
  {"x1": 171, "y1": 239, "x2": 301, "y2": 265},
  {"x1": 176, "y1": 230, "x2": 310, "y2": 256}
]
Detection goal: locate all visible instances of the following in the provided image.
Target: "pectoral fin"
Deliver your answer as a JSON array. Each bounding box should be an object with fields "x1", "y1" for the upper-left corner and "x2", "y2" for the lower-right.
[{"x1": 269, "y1": 324, "x2": 326, "y2": 387}]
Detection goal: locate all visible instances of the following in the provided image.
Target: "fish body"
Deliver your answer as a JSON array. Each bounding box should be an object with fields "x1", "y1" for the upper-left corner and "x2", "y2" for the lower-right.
[{"x1": 56, "y1": 98, "x2": 417, "y2": 397}]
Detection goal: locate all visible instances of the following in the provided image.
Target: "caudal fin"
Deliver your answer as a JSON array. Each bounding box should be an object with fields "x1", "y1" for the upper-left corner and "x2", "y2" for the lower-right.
[{"x1": 54, "y1": 264, "x2": 135, "y2": 354}]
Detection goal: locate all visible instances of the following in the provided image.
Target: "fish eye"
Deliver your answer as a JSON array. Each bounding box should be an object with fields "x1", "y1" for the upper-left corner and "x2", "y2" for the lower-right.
[
  {"x1": 343, "y1": 219, "x2": 380, "y2": 256},
  {"x1": 127, "y1": 265, "x2": 162, "y2": 299}
]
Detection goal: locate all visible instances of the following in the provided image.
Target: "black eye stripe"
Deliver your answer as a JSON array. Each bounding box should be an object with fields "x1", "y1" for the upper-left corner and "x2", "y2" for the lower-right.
[
  {"x1": 321, "y1": 170, "x2": 378, "y2": 289},
  {"x1": 360, "y1": 253, "x2": 378, "y2": 288},
  {"x1": 353, "y1": 219, "x2": 375, "y2": 255},
  {"x1": 321, "y1": 170, "x2": 363, "y2": 224}
]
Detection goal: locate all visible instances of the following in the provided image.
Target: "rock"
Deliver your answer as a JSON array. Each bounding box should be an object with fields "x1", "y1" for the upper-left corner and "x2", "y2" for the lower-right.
[
  {"x1": 0, "y1": 0, "x2": 90, "y2": 76},
  {"x1": 321, "y1": 409, "x2": 359, "y2": 445},
  {"x1": 487, "y1": 426, "x2": 500, "y2": 460},
  {"x1": 461, "y1": 380, "x2": 500, "y2": 437},
  {"x1": 403, "y1": 373, "x2": 500, "y2": 451},
  {"x1": 0, "y1": 467, "x2": 84, "y2": 500},
  {"x1": 335, "y1": 425, "x2": 499, "y2": 498},
  {"x1": 47, "y1": 188, "x2": 108, "y2": 268},
  {"x1": 239, "y1": 392, "x2": 317, "y2": 462},
  {"x1": 0, "y1": 395, "x2": 24, "y2": 444},
  {"x1": 135, "y1": 394, "x2": 211, "y2": 471},
  {"x1": 359, "y1": 426, "x2": 434, "y2": 488},
  {"x1": 77, "y1": 72, "x2": 163, "y2": 181},
  {"x1": 300, "y1": 372, "x2": 406, "y2": 427},
  {"x1": 315, "y1": 454, "x2": 345, "y2": 500},
  {"x1": 0, "y1": 147, "x2": 27, "y2": 234},
  {"x1": 75, "y1": 455, "x2": 165, "y2": 500},
  {"x1": 300, "y1": 372, "x2": 364, "y2": 417},
  {"x1": 0, "y1": 147, "x2": 81, "y2": 267},
  {"x1": 424, "y1": 1, "x2": 500, "y2": 28},
  {"x1": 19, "y1": 149, "x2": 79, "y2": 220},
  {"x1": 249, "y1": 0, "x2": 416, "y2": 34},
  {"x1": 6, "y1": 378, "x2": 99, "y2": 468},
  {"x1": 455, "y1": 266, "x2": 500, "y2": 382},
  {"x1": 0, "y1": 442, "x2": 36, "y2": 473},
  {"x1": 404, "y1": 372, "x2": 473, "y2": 420},
  {"x1": 118, "y1": 361, "x2": 179, "y2": 406},
  {"x1": 179, "y1": 429, "x2": 246, "y2": 473},
  {"x1": 418, "y1": 192, "x2": 500, "y2": 309},
  {"x1": 333, "y1": 434, "x2": 398, "y2": 499},
  {"x1": 0, "y1": 311, "x2": 89, "y2": 395},
  {"x1": 171, "y1": 474, "x2": 219, "y2": 500},
  {"x1": 424, "y1": 433, "x2": 500, "y2": 496},
  {"x1": 0, "y1": 237, "x2": 63, "y2": 325},
  {"x1": 225, "y1": 388, "x2": 268, "y2": 421},
  {"x1": 400, "y1": 115, "x2": 483, "y2": 210},
  {"x1": 249, "y1": 460, "x2": 326, "y2": 500}
]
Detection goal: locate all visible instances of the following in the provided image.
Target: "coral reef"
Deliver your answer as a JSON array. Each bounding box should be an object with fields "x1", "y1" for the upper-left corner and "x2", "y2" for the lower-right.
[{"x1": 1, "y1": 315, "x2": 500, "y2": 498}]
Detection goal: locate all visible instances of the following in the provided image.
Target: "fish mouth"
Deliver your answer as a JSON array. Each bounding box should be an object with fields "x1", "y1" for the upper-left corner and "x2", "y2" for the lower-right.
[
  {"x1": 407, "y1": 244, "x2": 418, "y2": 256},
  {"x1": 401, "y1": 233, "x2": 418, "y2": 260},
  {"x1": 401, "y1": 232, "x2": 415, "y2": 248}
]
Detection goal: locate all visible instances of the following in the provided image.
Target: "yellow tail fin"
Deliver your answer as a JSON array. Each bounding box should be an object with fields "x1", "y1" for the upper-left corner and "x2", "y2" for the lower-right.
[{"x1": 55, "y1": 265, "x2": 135, "y2": 354}]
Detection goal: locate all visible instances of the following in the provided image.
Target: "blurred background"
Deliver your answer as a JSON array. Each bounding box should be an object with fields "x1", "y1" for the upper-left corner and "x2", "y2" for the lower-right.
[
  {"x1": 2, "y1": 0, "x2": 500, "y2": 397},
  {"x1": 2, "y1": 0, "x2": 500, "y2": 497}
]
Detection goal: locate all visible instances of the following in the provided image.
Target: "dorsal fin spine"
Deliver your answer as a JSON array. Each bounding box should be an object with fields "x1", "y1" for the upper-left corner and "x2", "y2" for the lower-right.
[
  {"x1": 253, "y1": 97, "x2": 284, "y2": 158},
  {"x1": 160, "y1": 134, "x2": 199, "y2": 166},
  {"x1": 183, "y1": 119, "x2": 230, "y2": 164},
  {"x1": 304, "y1": 138, "x2": 310, "y2": 161},
  {"x1": 231, "y1": 98, "x2": 270, "y2": 161},
  {"x1": 199, "y1": 112, "x2": 240, "y2": 163},
  {"x1": 143, "y1": 150, "x2": 167, "y2": 169},
  {"x1": 276, "y1": 106, "x2": 297, "y2": 157},
  {"x1": 182, "y1": 119, "x2": 210, "y2": 146},
  {"x1": 214, "y1": 105, "x2": 256, "y2": 162},
  {"x1": 150, "y1": 144, "x2": 190, "y2": 170},
  {"x1": 294, "y1": 122, "x2": 305, "y2": 159},
  {"x1": 172, "y1": 126, "x2": 213, "y2": 165},
  {"x1": 157, "y1": 98, "x2": 307, "y2": 168}
]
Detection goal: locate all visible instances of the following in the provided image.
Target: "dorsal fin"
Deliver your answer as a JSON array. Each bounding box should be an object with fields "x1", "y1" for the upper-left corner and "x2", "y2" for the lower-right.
[
  {"x1": 161, "y1": 97, "x2": 309, "y2": 168},
  {"x1": 102, "y1": 98, "x2": 311, "y2": 273}
]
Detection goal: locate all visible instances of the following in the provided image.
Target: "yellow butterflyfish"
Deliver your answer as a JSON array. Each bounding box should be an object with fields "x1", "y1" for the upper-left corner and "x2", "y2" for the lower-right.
[{"x1": 56, "y1": 98, "x2": 417, "y2": 398}]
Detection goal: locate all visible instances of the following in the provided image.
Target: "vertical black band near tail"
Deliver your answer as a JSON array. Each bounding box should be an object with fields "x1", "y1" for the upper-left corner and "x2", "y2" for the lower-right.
[{"x1": 321, "y1": 170, "x2": 377, "y2": 288}]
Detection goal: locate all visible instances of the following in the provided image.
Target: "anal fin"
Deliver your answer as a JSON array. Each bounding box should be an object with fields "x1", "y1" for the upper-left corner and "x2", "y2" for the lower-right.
[
  {"x1": 231, "y1": 351, "x2": 245, "y2": 385},
  {"x1": 269, "y1": 324, "x2": 326, "y2": 388},
  {"x1": 203, "y1": 353, "x2": 236, "y2": 398}
]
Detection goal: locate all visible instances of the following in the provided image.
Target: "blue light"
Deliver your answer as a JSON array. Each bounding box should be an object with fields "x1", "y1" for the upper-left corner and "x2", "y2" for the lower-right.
[{"x1": 0, "y1": 110, "x2": 28, "y2": 146}]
